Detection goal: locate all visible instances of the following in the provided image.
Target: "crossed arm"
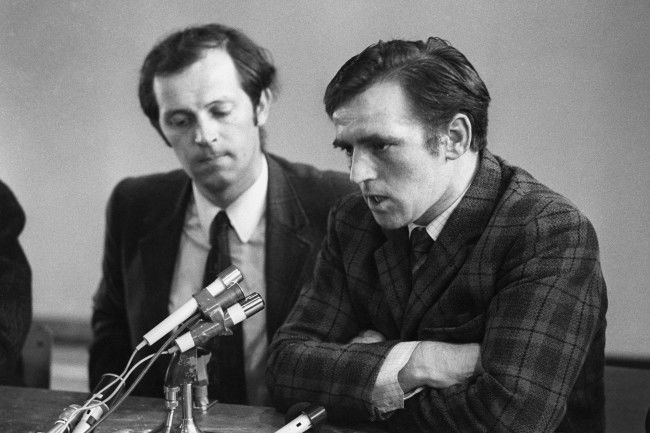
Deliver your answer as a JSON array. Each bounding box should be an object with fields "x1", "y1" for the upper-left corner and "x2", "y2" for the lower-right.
[
  {"x1": 266, "y1": 211, "x2": 482, "y2": 421},
  {"x1": 350, "y1": 329, "x2": 480, "y2": 394},
  {"x1": 267, "y1": 202, "x2": 606, "y2": 432}
]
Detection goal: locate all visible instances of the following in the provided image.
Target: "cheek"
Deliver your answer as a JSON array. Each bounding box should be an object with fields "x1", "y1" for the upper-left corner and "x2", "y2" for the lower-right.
[
  {"x1": 377, "y1": 153, "x2": 409, "y2": 184},
  {"x1": 171, "y1": 146, "x2": 191, "y2": 168},
  {"x1": 392, "y1": 164, "x2": 441, "y2": 209},
  {"x1": 168, "y1": 135, "x2": 197, "y2": 160},
  {"x1": 386, "y1": 160, "x2": 422, "y2": 196},
  {"x1": 163, "y1": 129, "x2": 190, "y2": 147},
  {"x1": 232, "y1": 127, "x2": 261, "y2": 153}
]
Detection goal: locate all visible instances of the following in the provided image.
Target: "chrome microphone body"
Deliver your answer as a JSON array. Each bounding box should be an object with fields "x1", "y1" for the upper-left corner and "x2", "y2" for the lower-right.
[
  {"x1": 173, "y1": 293, "x2": 265, "y2": 353},
  {"x1": 275, "y1": 404, "x2": 327, "y2": 433},
  {"x1": 138, "y1": 266, "x2": 244, "y2": 349},
  {"x1": 42, "y1": 404, "x2": 82, "y2": 433},
  {"x1": 69, "y1": 400, "x2": 107, "y2": 433}
]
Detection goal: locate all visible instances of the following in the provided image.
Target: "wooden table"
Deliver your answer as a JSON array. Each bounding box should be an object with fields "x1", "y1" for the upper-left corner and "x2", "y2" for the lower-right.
[{"x1": 0, "y1": 386, "x2": 382, "y2": 433}]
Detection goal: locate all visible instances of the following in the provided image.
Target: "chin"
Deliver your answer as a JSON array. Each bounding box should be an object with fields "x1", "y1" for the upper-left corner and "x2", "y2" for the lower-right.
[
  {"x1": 370, "y1": 212, "x2": 406, "y2": 230},
  {"x1": 194, "y1": 173, "x2": 229, "y2": 191}
]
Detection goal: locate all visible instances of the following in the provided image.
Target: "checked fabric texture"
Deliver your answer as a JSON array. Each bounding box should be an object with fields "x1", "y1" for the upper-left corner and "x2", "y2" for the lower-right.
[
  {"x1": 202, "y1": 211, "x2": 247, "y2": 404},
  {"x1": 267, "y1": 150, "x2": 607, "y2": 432}
]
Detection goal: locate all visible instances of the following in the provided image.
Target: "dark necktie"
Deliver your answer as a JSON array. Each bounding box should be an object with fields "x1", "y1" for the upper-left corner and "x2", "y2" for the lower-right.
[
  {"x1": 202, "y1": 211, "x2": 247, "y2": 404},
  {"x1": 410, "y1": 226, "x2": 434, "y2": 279}
]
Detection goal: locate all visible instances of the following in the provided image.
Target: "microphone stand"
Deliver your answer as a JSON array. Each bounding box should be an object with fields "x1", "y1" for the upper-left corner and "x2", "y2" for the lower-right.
[
  {"x1": 154, "y1": 297, "x2": 236, "y2": 433},
  {"x1": 41, "y1": 267, "x2": 253, "y2": 433},
  {"x1": 154, "y1": 347, "x2": 205, "y2": 433}
]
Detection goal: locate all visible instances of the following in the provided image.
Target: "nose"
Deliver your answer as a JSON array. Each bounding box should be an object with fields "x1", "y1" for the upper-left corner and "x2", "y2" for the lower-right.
[
  {"x1": 349, "y1": 148, "x2": 376, "y2": 185},
  {"x1": 193, "y1": 118, "x2": 218, "y2": 145}
]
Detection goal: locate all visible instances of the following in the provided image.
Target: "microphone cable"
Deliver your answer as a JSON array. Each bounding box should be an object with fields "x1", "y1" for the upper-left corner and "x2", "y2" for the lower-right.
[
  {"x1": 45, "y1": 345, "x2": 146, "y2": 433},
  {"x1": 85, "y1": 312, "x2": 201, "y2": 432},
  {"x1": 61, "y1": 352, "x2": 160, "y2": 433},
  {"x1": 82, "y1": 345, "x2": 143, "y2": 408}
]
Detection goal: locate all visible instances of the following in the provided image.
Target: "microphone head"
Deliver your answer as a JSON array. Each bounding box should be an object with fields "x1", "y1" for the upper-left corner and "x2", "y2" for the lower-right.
[
  {"x1": 284, "y1": 402, "x2": 327, "y2": 431},
  {"x1": 304, "y1": 405, "x2": 327, "y2": 428},
  {"x1": 284, "y1": 402, "x2": 311, "y2": 424}
]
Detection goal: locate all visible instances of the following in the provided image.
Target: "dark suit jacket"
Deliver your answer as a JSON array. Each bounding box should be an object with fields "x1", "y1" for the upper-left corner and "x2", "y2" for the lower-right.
[
  {"x1": 0, "y1": 180, "x2": 32, "y2": 386},
  {"x1": 267, "y1": 150, "x2": 607, "y2": 432},
  {"x1": 89, "y1": 153, "x2": 353, "y2": 397}
]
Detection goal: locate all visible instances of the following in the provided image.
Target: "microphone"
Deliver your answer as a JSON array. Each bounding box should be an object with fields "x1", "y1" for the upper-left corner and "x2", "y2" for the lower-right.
[
  {"x1": 275, "y1": 403, "x2": 327, "y2": 433},
  {"x1": 41, "y1": 404, "x2": 82, "y2": 433},
  {"x1": 138, "y1": 266, "x2": 244, "y2": 349},
  {"x1": 69, "y1": 374, "x2": 122, "y2": 433},
  {"x1": 69, "y1": 403, "x2": 106, "y2": 433},
  {"x1": 172, "y1": 293, "x2": 264, "y2": 353}
]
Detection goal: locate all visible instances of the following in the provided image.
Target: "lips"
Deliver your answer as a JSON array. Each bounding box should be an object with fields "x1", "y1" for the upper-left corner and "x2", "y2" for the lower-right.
[
  {"x1": 196, "y1": 153, "x2": 229, "y2": 163},
  {"x1": 363, "y1": 194, "x2": 388, "y2": 208}
]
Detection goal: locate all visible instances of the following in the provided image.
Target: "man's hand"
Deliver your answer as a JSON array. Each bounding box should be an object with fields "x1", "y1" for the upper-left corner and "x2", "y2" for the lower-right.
[
  {"x1": 398, "y1": 342, "x2": 481, "y2": 392},
  {"x1": 349, "y1": 329, "x2": 386, "y2": 344},
  {"x1": 349, "y1": 331, "x2": 480, "y2": 393}
]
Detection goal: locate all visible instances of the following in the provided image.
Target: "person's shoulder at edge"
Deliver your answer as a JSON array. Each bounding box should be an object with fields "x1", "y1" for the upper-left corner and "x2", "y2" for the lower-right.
[
  {"x1": 267, "y1": 152, "x2": 351, "y2": 186},
  {"x1": 492, "y1": 152, "x2": 594, "y2": 225},
  {"x1": 107, "y1": 169, "x2": 189, "y2": 210},
  {"x1": 0, "y1": 180, "x2": 26, "y2": 238},
  {"x1": 267, "y1": 152, "x2": 358, "y2": 212},
  {"x1": 112, "y1": 169, "x2": 188, "y2": 197}
]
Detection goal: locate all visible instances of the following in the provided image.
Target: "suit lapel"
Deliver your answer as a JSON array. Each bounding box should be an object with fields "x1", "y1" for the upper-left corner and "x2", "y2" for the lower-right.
[
  {"x1": 373, "y1": 227, "x2": 411, "y2": 333},
  {"x1": 264, "y1": 155, "x2": 311, "y2": 341},
  {"x1": 137, "y1": 177, "x2": 192, "y2": 340},
  {"x1": 402, "y1": 150, "x2": 503, "y2": 336}
]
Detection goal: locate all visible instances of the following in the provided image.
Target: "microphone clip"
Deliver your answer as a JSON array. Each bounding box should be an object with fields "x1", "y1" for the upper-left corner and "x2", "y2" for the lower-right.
[{"x1": 193, "y1": 289, "x2": 235, "y2": 337}]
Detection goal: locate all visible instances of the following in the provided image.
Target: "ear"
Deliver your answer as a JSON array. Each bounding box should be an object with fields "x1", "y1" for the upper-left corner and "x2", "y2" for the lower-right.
[
  {"x1": 254, "y1": 88, "x2": 272, "y2": 126},
  {"x1": 443, "y1": 113, "x2": 472, "y2": 160}
]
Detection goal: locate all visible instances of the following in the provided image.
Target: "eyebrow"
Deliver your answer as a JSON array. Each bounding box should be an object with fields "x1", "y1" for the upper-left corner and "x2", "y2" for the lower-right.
[
  {"x1": 162, "y1": 108, "x2": 193, "y2": 119},
  {"x1": 162, "y1": 97, "x2": 233, "y2": 113},
  {"x1": 333, "y1": 134, "x2": 404, "y2": 149},
  {"x1": 205, "y1": 99, "x2": 233, "y2": 109},
  {"x1": 358, "y1": 134, "x2": 403, "y2": 146}
]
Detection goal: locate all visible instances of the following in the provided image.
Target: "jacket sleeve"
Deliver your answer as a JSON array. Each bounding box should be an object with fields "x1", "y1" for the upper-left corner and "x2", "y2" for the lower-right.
[
  {"x1": 386, "y1": 203, "x2": 607, "y2": 432},
  {"x1": 270, "y1": 198, "x2": 606, "y2": 432},
  {"x1": 0, "y1": 181, "x2": 32, "y2": 386},
  {"x1": 267, "y1": 204, "x2": 397, "y2": 423},
  {"x1": 88, "y1": 182, "x2": 133, "y2": 391}
]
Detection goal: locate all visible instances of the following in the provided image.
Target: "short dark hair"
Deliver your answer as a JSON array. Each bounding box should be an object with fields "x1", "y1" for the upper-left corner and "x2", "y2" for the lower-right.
[
  {"x1": 138, "y1": 23, "x2": 277, "y2": 144},
  {"x1": 324, "y1": 37, "x2": 490, "y2": 151}
]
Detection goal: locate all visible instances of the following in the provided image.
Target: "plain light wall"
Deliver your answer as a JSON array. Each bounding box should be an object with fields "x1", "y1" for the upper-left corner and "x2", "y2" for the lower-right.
[{"x1": 0, "y1": 1, "x2": 648, "y2": 359}]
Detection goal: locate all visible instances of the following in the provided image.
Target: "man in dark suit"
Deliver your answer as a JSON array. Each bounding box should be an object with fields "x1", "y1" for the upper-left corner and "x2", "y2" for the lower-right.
[
  {"x1": 267, "y1": 38, "x2": 607, "y2": 432},
  {"x1": 0, "y1": 180, "x2": 31, "y2": 386},
  {"x1": 89, "y1": 24, "x2": 353, "y2": 405}
]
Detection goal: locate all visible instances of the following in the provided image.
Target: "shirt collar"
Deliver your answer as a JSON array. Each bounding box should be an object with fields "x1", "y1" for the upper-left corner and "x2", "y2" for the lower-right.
[
  {"x1": 193, "y1": 157, "x2": 268, "y2": 243},
  {"x1": 408, "y1": 176, "x2": 474, "y2": 241}
]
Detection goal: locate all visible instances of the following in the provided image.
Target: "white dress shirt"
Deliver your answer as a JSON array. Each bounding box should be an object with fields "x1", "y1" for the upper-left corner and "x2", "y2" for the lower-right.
[{"x1": 169, "y1": 158, "x2": 270, "y2": 405}]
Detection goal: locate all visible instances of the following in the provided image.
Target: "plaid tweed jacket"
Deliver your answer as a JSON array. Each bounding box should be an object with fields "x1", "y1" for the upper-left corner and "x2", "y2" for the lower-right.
[{"x1": 267, "y1": 150, "x2": 607, "y2": 432}]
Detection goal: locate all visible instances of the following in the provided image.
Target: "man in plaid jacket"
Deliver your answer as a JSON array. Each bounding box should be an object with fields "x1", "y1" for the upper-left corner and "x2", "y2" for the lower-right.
[{"x1": 267, "y1": 37, "x2": 607, "y2": 432}]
